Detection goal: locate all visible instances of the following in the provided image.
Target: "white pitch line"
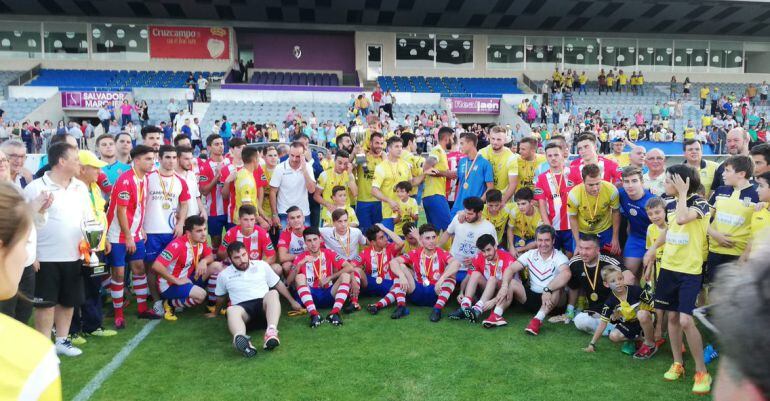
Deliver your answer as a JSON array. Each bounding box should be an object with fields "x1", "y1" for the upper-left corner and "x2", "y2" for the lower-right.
[{"x1": 72, "y1": 320, "x2": 160, "y2": 401}]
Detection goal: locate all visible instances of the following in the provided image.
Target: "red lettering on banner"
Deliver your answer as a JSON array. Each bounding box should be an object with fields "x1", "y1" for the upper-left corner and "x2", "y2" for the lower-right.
[{"x1": 149, "y1": 26, "x2": 230, "y2": 60}]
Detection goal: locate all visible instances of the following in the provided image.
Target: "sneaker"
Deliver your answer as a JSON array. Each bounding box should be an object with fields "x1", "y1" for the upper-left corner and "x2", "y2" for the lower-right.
[
  {"x1": 655, "y1": 338, "x2": 667, "y2": 349},
  {"x1": 233, "y1": 334, "x2": 257, "y2": 358},
  {"x1": 633, "y1": 343, "x2": 658, "y2": 360},
  {"x1": 664, "y1": 362, "x2": 685, "y2": 381},
  {"x1": 55, "y1": 339, "x2": 83, "y2": 357},
  {"x1": 138, "y1": 310, "x2": 162, "y2": 320},
  {"x1": 326, "y1": 313, "x2": 343, "y2": 326},
  {"x1": 704, "y1": 344, "x2": 719, "y2": 365},
  {"x1": 448, "y1": 308, "x2": 466, "y2": 320},
  {"x1": 465, "y1": 308, "x2": 481, "y2": 323},
  {"x1": 692, "y1": 372, "x2": 713, "y2": 395},
  {"x1": 310, "y1": 314, "x2": 323, "y2": 328},
  {"x1": 482, "y1": 313, "x2": 508, "y2": 328},
  {"x1": 342, "y1": 300, "x2": 355, "y2": 314},
  {"x1": 547, "y1": 314, "x2": 568, "y2": 324},
  {"x1": 366, "y1": 304, "x2": 379, "y2": 315},
  {"x1": 621, "y1": 341, "x2": 637, "y2": 355},
  {"x1": 429, "y1": 308, "x2": 442, "y2": 323},
  {"x1": 263, "y1": 328, "x2": 280, "y2": 350},
  {"x1": 565, "y1": 309, "x2": 576, "y2": 324},
  {"x1": 524, "y1": 318, "x2": 542, "y2": 336},
  {"x1": 152, "y1": 300, "x2": 164, "y2": 316},
  {"x1": 87, "y1": 328, "x2": 117, "y2": 337},
  {"x1": 164, "y1": 301, "x2": 178, "y2": 321},
  {"x1": 352, "y1": 301, "x2": 362, "y2": 311},
  {"x1": 114, "y1": 317, "x2": 125, "y2": 330},
  {"x1": 391, "y1": 305, "x2": 409, "y2": 319},
  {"x1": 70, "y1": 333, "x2": 87, "y2": 346}
]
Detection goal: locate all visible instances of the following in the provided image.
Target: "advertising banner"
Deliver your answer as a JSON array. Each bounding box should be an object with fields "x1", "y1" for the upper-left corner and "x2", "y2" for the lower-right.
[
  {"x1": 449, "y1": 98, "x2": 500, "y2": 114},
  {"x1": 61, "y1": 91, "x2": 131, "y2": 109},
  {"x1": 149, "y1": 26, "x2": 230, "y2": 60}
]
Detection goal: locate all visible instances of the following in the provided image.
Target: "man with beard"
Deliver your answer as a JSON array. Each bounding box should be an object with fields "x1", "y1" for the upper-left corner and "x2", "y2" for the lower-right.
[
  {"x1": 422, "y1": 127, "x2": 456, "y2": 231},
  {"x1": 479, "y1": 125, "x2": 519, "y2": 204}
]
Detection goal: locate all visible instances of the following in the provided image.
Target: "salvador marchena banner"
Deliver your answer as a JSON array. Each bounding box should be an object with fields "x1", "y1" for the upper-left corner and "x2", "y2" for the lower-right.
[
  {"x1": 61, "y1": 91, "x2": 131, "y2": 110},
  {"x1": 149, "y1": 26, "x2": 230, "y2": 60},
  {"x1": 449, "y1": 98, "x2": 501, "y2": 115}
]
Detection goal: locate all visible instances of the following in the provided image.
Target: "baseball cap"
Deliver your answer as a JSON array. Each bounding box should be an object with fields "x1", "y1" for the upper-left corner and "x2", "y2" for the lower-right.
[{"x1": 79, "y1": 150, "x2": 107, "y2": 168}]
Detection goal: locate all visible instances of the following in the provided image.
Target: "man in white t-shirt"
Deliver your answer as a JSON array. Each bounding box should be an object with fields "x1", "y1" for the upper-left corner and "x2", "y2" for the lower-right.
[
  {"x1": 190, "y1": 117, "x2": 202, "y2": 154},
  {"x1": 269, "y1": 141, "x2": 316, "y2": 228},
  {"x1": 185, "y1": 84, "x2": 195, "y2": 113},
  {"x1": 439, "y1": 196, "x2": 497, "y2": 289},
  {"x1": 319, "y1": 209, "x2": 367, "y2": 311},
  {"x1": 197, "y1": 74, "x2": 209, "y2": 103},
  {"x1": 175, "y1": 146, "x2": 204, "y2": 220}
]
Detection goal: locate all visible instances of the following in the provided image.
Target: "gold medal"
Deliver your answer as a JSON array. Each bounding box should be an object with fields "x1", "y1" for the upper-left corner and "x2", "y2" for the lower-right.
[
  {"x1": 516, "y1": 239, "x2": 525, "y2": 247},
  {"x1": 590, "y1": 292, "x2": 598, "y2": 302},
  {"x1": 162, "y1": 202, "x2": 171, "y2": 210},
  {"x1": 463, "y1": 182, "x2": 469, "y2": 189},
  {"x1": 422, "y1": 279, "x2": 430, "y2": 286},
  {"x1": 376, "y1": 277, "x2": 383, "y2": 285}
]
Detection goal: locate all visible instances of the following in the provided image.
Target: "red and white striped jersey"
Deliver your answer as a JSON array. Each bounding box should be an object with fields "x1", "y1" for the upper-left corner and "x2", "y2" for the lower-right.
[
  {"x1": 403, "y1": 248, "x2": 453, "y2": 286},
  {"x1": 143, "y1": 171, "x2": 191, "y2": 234},
  {"x1": 359, "y1": 243, "x2": 400, "y2": 280},
  {"x1": 470, "y1": 249, "x2": 516, "y2": 281},
  {"x1": 534, "y1": 168, "x2": 575, "y2": 231},
  {"x1": 446, "y1": 151, "x2": 463, "y2": 202},
  {"x1": 568, "y1": 156, "x2": 622, "y2": 186},
  {"x1": 197, "y1": 157, "x2": 228, "y2": 217},
  {"x1": 277, "y1": 228, "x2": 307, "y2": 256},
  {"x1": 106, "y1": 169, "x2": 147, "y2": 244},
  {"x1": 219, "y1": 163, "x2": 268, "y2": 223},
  {"x1": 155, "y1": 236, "x2": 213, "y2": 293},
  {"x1": 295, "y1": 248, "x2": 346, "y2": 288},
  {"x1": 220, "y1": 225, "x2": 275, "y2": 261}
]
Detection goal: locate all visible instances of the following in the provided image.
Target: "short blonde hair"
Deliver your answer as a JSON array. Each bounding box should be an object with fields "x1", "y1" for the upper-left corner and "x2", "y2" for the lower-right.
[{"x1": 600, "y1": 265, "x2": 623, "y2": 283}]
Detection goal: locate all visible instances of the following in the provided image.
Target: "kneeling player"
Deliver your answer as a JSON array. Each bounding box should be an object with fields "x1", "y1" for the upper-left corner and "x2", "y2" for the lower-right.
[
  {"x1": 449, "y1": 234, "x2": 516, "y2": 323},
  {"x1": 294, "y1": 227, "x2": 355, "y2": 327},
  {"x1": 375, "y1": 224, "x2": 460, "y2": 322},
  {"x1": 151, "y1": 216, "x2": 223, "y2": 320},
  {"x1": 210, "y1": 242, "x2": 283, "y2": 358},
  {"x1": 359, "y1": 224, "x2": 404, "y2": 305}
]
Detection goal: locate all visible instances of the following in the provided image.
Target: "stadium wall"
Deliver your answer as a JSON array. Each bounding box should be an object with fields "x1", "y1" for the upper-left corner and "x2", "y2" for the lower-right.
[
  {"x1": 0, "y1": 59, "x2": 231, "y2": 73},
  {"x1": 243, "y1": 31, "x2": 355, "y2": 73}
]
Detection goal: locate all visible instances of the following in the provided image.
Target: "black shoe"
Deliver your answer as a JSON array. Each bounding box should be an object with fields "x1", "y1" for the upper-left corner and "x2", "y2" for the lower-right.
[
  {"x1": 137, "y1": 310, "x2": 162, "y2": 320},
  {"x1": 430, "y1": 308, "x2": 442, "y2": 323},
  {"x1": 391, "y1": 305, "x2": 410, "y2": 319},
  {"x1": 366, "y1": 304, "x2": 379, "y2": 315},
  {"x1": 326, "y1": 313, "x2": 343, "y2": 326},
  {"x1": 234, "y1": 335, "x2": 257, "y2": 358},
  {"x1": 342, "y1": 299, "x2": 355, "y2": 314},
  {"x1": 465, "y1": 307, "x2": 481, "y2": 323},
  {"x1": 310, "y1": 314, "x2": 323, "y2": 328},
  {"x1": 448, "y1": 308, "x2": 466, "y2": 320}
]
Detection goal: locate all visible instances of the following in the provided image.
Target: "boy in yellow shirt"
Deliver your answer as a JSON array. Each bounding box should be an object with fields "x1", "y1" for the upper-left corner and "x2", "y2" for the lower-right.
[
  {"x1": 481, "y1": 189, "x2": 510, "y2": 243},
  {"x1": 506, "y1": 188, "x2": 541, "y2": 258},
  {"x1": 643, "y1": 196, "x2": 667, "y2": 346},
  {"x1": 321, "y1": 186, "x2": 359, "y2": 227},
  {"x1": 393, "y1": 181, "x2": 418, "y2": 238}
]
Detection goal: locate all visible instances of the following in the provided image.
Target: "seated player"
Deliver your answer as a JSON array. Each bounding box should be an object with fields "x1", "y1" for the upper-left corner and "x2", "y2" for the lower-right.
[
  {"x1": 151, "y1": 216, "x2": 224, "y2": 320},
  {"x1": 293, "y1": 227, "x2": 356, "y2": 327},
  {"x1": 209, "y1": 241, "x2": 288, "y2": 358},
  {"x1": 358, "y1": 224, "x2": 404, "y2": 307},
  {"x1": 218, "y1": 205, "x2": 279, "y2": 274},
  {"x1": 393, "y1": 181, "x2": 419, "y2": 238},
  {"x1": 584, "y1": 265, "x2": 658, "y2": 360},
  {"x1": 377, "y1": 224, "x2": 461, "y2": 322},
  {"x1": 506, "y1": 188, "x2": 542, "y2": 258},
  {"x1": 321, "y1": 185, "x2": 359, "y2": 227},
  {"x1": 277, "y1": 206, "x2": 308, "y2": 283},
  {"x1": 439, "y1": 197, "x2": 497, "y2": 290},
  {"x1": 448, "y1": 234, "x2": 516, "y2": 323}
]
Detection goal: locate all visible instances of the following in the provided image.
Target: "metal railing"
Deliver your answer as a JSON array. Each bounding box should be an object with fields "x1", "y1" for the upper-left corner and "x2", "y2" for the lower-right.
[{"x1": 520, "y1": 73, "x2": 540, "y2": 94}]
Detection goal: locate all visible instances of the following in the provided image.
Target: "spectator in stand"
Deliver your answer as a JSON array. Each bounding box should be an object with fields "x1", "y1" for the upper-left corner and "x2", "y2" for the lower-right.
[
  {"x1": 119, "y1": 100, "x2": 133, "y2": 128},
  {"x1": 185, "y1": 84, "x2": 195, "y2": 113},
  {"x1": 372, "y1": 86, "x2": 382, "y2": 112},
  {"x1": 67, "y1": 122, "x2": 84, "y2": 150},
  {"x1": 197, "y1": 74, "x2": 209, "y2": 103},
  {"x1": 97, "y1": 105, "x2": 111, "y2": 132},
  {"x1": 136, "y1": 101, "x2": 149, "y2": 128},
  {"x1": 167, "y1": 98, "x2": 179, "y2": 122}
]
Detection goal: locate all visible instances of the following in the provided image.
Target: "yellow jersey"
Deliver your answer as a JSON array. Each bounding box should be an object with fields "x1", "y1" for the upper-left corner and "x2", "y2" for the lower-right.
[
  {"x1": 567, "y1": 181, "x2": 620, "y2": 234},
  {"x1": 0, "y1": 313, "x2": 61, "y2": 401},
  {"x1": 317, "y1": 168, "x2": 353, "y2": 213},
  {"x1": 394, "y1": 197, "x2": 419, "y2": 236},
  {"x1": 579, "y1": 75, "x2": 588, "y2": 84},
  {"x1": 618, "y1": 74, "x2": 627, "y2": 85},
  {"x1": 483, "y1": 205, "x2": 511, "y2": 242},
  {"x1": 751, "y1": 206, "x2": 770, "y2": 254},
  {"x1": 321, "y1": 205, "x2": 359, "y2": 227},
  {"x1": 507, "y1": 205, "x2": 541, "y2": 244},
  {"x1": 87, "y1": 181, "x2": 107, "y2": 251},
  {"x1": 260, "y1": 166, "x2": 274, "y2": 217},
  {"x1": 401, "y1": 151, "x2": 424, "y2": 195},
  {"x1": 234, "y1": 168, "x2": 258, "y2": 216},
  {"x1": 701, "y1": 115, "x2": 712, "y2": 127},
  {"x1": 606, "y1": 76, "x2": 614, "y2": 86},
  {"x1": 708, "y1": 184, "x2": 759, "y2": 256},
  {"x1": 628, "y1": 128, "x2": 640, "y2": 141},
  {"x1": 699, "y1": 87, "x2": 710, "y2": 99},
  {"x1": 356, "y1": 153, "x2": 384, "y2": 202},
  {"x1": 637, "y1": 76, "x2": 645, "y2": 84},
  {"x1": 606, "y1": 152, "x2": 630, "y2": 168},
  {"x1": 320, "y1": 158, "x2": 334, "y2": 172},
  {"x1": 645, "y1": 223, "x2": 665, "y2": 279},
  {"x1": 269, "y1": 128, "x2": 280, "y2": 141},
  {"x1": 688, "y1": 160, "x2": 719, "y2": 196},
  {"x1": 517, "y1": 154, "x2": 547, "y2": 191},
  {"x1": 684, "y1": 127, "x2": 696, "y2": 140},
  {"x1": 372, "y1": 158, "x2": 412, "y2": 218},
  {"x1": 479, "y1": 146, "x2": 518, "y2": 193},
  {"x1": 423, "y1": 146, "x2": 448, "y2": 198},
  {"x1": 661, "y1": 195, "x2": 710, "y2": 275}
]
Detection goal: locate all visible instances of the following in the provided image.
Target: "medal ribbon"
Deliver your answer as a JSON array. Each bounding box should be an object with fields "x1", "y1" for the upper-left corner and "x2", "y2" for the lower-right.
[
  {"x1": 583, "y1": 262, "x2": 599, "y2": 293},
  {"x1": 334, "y1": 228, "x2": 352, "y2": 258},
  {"x1": 189, "y1": 237, "x2": 200, "y2": 270},
  {"x1": 312, "y1": 252, "x2": 326, "y2": 286},
  {"x1": 582, "y1": 186, "x2": 601, "y2": 225},
  {"x1": 158, "y1": 173, "x2": 175, "y2": 202},
  {"x1": 132, "y1": 168, "x2": 145, "y2": 205},
  {"x1": 374, "y1": 249, "x2": 385, "y2": 279},
  {"x1": 422, "y1": 251, "x2": 435, "y2": 283},
  {"x1": 487, "y1": 254, "x2": 500, "y2": 279},
  {"x1": 462, "y1": 157, "x2": 478, "y2": 187}
]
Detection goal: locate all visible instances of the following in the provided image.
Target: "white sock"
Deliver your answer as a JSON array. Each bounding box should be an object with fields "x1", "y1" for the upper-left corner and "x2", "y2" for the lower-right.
[
  {"x1": 267, "y1": 324, "x2": 277, "y2": 331},
  {"x1": 473, "y1": 300, "x2": 485, "y2": 311},
  {"x1": 535, "y1": 311, "x2": 546, "y2": 321},
  {"x1": 494, "y1": 306, "x2": 503, "y2": 316},
  {"x1": 55, "y1": 336, "x2": 67, "y2": 344}
]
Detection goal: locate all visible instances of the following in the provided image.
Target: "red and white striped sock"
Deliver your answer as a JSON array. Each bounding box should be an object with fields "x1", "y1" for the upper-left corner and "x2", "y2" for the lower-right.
[
  {"x1": 132, "y1": 274, "x2": 149, "y2": 313},
  {"x1": 101, "y1": 276, "x2": 112, "y2": 291},
  {"x1": 110, "y1": 279, "x2": 124, "y2": 310},
  {"x1": 171, "y1": 297, "x2": 199, "y2": 309},
  {"x1": 297, "y1": 285, "x2": 318, "y2": 316},
  {"x1": 394, "y1": 285, "x2": 406, "y2": 306},
  {"x1": 351, "y1": 270, "x2": 361, "y2": 305},
  {"x1": 460, "y1": 296, "x2": 473, "y2": 308},
  {"x1": 434, "y1": 279, "x2": 456, "y2": 310},
  {"x1": 330, "y1": 283, "x2": 350, "y2": 314},
  {"x1": 207, "y1": 273, "x2": 218, "y2": 304},
  {"x1": 375, "y1": 287, "x2": 397, "y2": 309},
  {"x1": 473, "y1": 300, "x2": 485, "y2": 312}
]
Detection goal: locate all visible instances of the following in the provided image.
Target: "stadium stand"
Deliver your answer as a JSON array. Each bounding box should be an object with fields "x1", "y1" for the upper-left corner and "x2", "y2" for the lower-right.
[
  {"x1": 27, "y1": 69, "x2": 225, "y2": 91},
  {"x1": 0, "y1": 97, "x2": 46, "y2": 122},
  {"x1": 249, "y1": 71, "x2": 340, "y2": 86},
  {"x1": 377, "y1": 76, "x2": 522, "y2": 97},
  {"x1": 0, "y1": 70, "x2": 24, "y2": 98}
]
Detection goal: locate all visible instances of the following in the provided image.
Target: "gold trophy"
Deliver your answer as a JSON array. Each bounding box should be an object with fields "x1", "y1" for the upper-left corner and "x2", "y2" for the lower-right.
[{"x1": 81, "y1": 220, "x2": 107, "y2": 276}]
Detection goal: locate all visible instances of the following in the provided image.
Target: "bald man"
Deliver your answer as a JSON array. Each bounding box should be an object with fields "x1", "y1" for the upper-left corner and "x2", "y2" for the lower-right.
[{"x1": 643, "y1": 148, "x2": 666, "y2": 196}]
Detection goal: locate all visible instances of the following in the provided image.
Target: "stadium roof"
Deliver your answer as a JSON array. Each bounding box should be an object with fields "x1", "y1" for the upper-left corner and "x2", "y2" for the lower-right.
[{"x1": 3, "y1": 0, "x2": 770, "y2": 38}]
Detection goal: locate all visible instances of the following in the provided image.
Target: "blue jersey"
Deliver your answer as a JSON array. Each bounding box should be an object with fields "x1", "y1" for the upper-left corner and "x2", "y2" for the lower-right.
[
  {"x1": 618, "y1": 188, "x2": 653, "y2": 238},
  {"x1": 102, "y1": 161, "x2": 131, "y2": 185},
  {"x1": 451, "y1": 155, "x2": 493, "y2": 217}
]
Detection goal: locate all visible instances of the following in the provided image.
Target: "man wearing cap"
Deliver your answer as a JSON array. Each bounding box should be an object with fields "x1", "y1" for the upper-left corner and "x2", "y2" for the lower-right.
[{"x1": 69, "y1": 151, "x2": 118, "y2": 344}]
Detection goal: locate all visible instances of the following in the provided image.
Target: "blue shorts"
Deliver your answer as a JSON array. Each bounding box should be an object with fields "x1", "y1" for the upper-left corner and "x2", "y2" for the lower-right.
[
  {"x1": 624, "y1": 234, "x2": 646, "y2": 258},
  {"x1": 145, "y1": 233, "x2": 175, "y2": 263},
  {"x1": 456, "y1": 270, "x2": 468, "y2": 285},
  {"x1": 293, "y1": 287, "x2": 335, "y2": 309},
  {"x1": 596, "y1": 227, "x2": 613, "y2": 248},
  {"x1": 555, "y1": 230, "x2": 574, "y2": 253},
  {"x1": 161, "y1": 283, "x2": 195, "y2": 300},
  {"x1": 362, "y1": 275, "x2": 393, "y2": 298},
  {"x1": 107, "y1": 240, "x2": 146, "y2": 268},
  {"x1": 278, "y1": 213, "x2": 311, "y2": 229},
  {"x1": 423, "y1": 195, "x2": 451, "y2": 231},
  {"x1": 356, "y1": 201, "x2": 382, "y2": 233},
  {"x1": 409, "y1": 283, "x2": 438, "y2": 307},
  {"x1": 381, "y1": 218, "x2": 395, "y2": 231},
  {"x1": 653, "y1": 268, "x2": 702, "y2": 315},
  {"x1": 208, "y1": 214, "x2": 227, "y2": 238}
]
